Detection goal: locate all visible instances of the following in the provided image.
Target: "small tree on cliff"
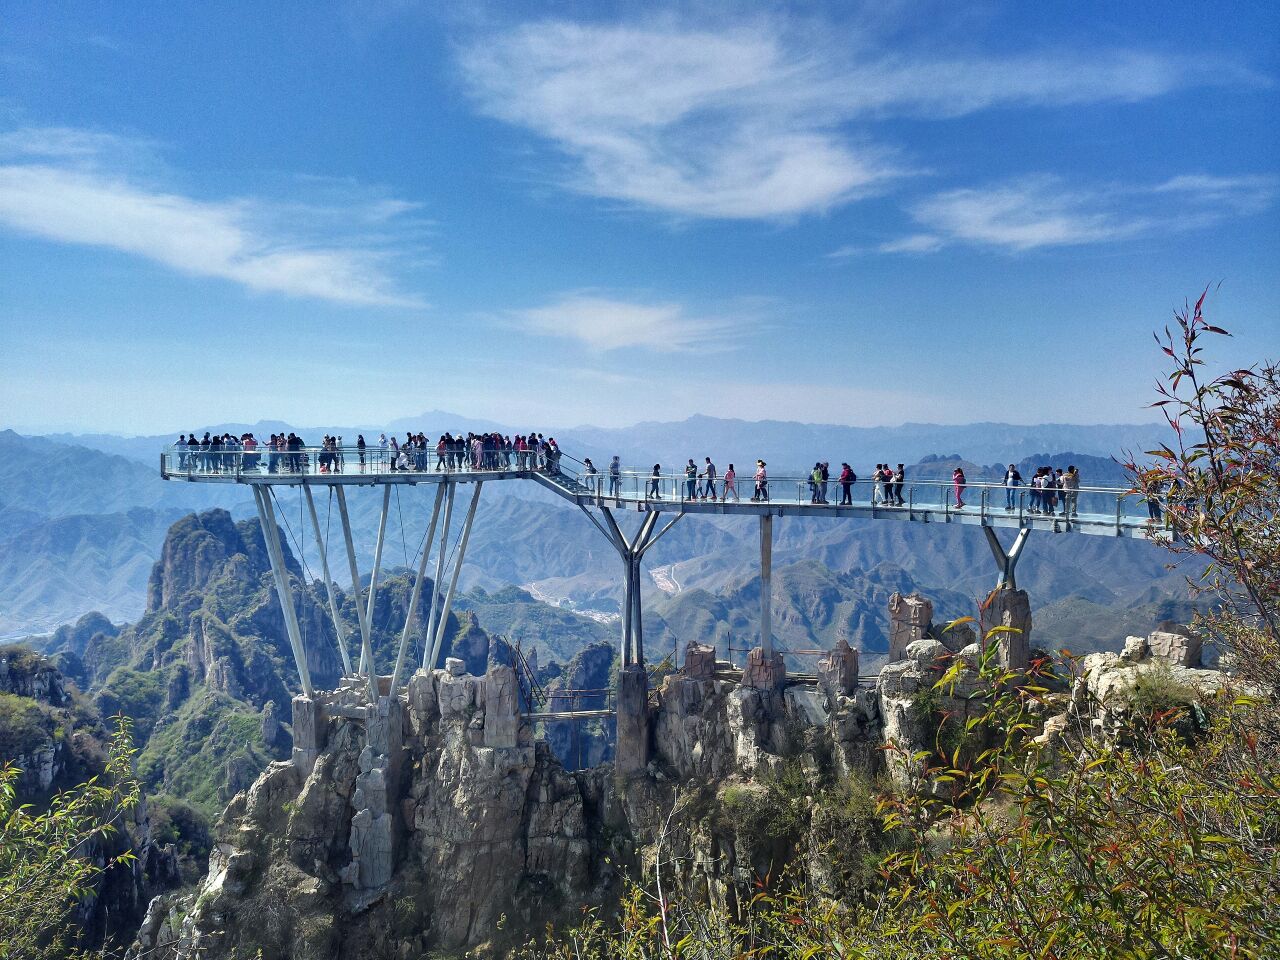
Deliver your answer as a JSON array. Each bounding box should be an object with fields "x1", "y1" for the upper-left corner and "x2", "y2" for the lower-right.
[
  {"x1": 1122, "y1": 286, "x2": 1280, "y2": 706},
  {"x1": 0, "y1": 716, "x2": 140, "y2": 960}
]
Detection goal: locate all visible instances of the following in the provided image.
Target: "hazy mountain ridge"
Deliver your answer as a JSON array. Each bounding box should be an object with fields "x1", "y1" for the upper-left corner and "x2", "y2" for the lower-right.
[{"x1": 3, "y1": 420, "x2": 1174, "y2": 640}]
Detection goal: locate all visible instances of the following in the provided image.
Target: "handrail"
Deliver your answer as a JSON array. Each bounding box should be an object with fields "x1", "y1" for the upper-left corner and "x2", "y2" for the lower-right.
[{"x1": 158, "y1": 444, "x2": 1165, "y2": 535}]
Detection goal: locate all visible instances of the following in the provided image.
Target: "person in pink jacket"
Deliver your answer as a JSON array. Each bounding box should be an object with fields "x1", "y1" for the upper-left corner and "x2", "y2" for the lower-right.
[
  {"x1": 722, "y1": 463, "x2": 738, "y2": 501},
  {"x1": 953, "y1": 467, "x2": 967, "y2": 508}
]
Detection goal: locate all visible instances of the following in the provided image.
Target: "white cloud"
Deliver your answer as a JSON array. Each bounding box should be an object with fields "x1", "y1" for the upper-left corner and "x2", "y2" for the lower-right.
[
  {"x1": 1149, "y1": 173, "x2": 1277, "y2": 214},
  {"x1": 510, "y1": 294, "x2": 737, "y2": 351},
  {"x1": 459, "y1": 17, "x2": 1224, "y2": 221},
  {"x1": 878, "y1": 233, "x2": 943, "y2": 254},
  {"x1": 0, "y1": 127, "x2": 423, "y2": 306},
  {"x1": 879, "y1": 173, "x2": 1277, "y2": 253}
]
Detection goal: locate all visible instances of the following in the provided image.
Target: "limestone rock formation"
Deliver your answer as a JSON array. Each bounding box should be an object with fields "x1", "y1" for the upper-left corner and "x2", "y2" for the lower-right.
[
  {"x1": 887, "y1": 592, "x2": 932, "y2": 661},
  {"x1": 1146, "y1": 624, "x2": 1201, "y2": 667},
  {"x1": 987, "y1": 587, "x2": 1032, "y2": 669}
]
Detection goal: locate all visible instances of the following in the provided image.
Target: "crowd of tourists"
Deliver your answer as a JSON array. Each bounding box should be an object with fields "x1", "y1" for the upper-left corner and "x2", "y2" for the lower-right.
[
  {"x1": 172, "y1": 433, "x2": 1103, "y2": 518},
  {"x1": 171, "y1": 431, "x2": 565, "y2": 475}
]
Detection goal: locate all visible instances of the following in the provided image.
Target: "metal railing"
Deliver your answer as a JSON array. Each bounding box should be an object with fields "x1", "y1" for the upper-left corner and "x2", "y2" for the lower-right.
[
  {"x1": 568, "y1": 466, "x2": 1155, "y2": 526},
  {"x1": 160, "y1": 443, "x2": 564, "y2": 478},
  {"x1": 161, "y1": 445, "x2": 1165, "y2": 533}
]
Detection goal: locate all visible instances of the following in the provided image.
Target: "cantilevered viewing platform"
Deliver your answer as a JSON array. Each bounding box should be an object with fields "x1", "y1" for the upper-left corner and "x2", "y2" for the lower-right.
[
  {"x1": 160, "y1": 446, "x2": 1157, "y2": 540},
  {"x1": 159, "y1": 441, "x2": 1169, "y2": 774}
]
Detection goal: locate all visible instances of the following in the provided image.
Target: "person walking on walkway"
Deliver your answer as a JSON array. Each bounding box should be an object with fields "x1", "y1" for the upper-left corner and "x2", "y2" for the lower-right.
[
  {"x1": 892, "y1": 463, "x2": 905, "y2": 506},
  {"x1": 839, "y1": 463, "x2": 855, "y2": 505},
  {"x1": 684, "y1": 459, "x2": 698, "y2": 500},
  {"x1": 701, "y1": 458, "x2": 717, "y2": 500},
  {"x1": 357, "y1": 435, "x2": 367, "y2": 472},
  {"x1": 809, "y1": 462, "x2": 822, "y2": 503},
  {"x1": 1004, "y1": 463, "x2": 1022, "y2": 510},
  {"x1": 872, "y1": 463, "x2": 884, "y2": 504},
  {"x1": 609, "y1": 456, "x2": 621, "y2": 498},
  {"x1": 753, "y1": 460, "x2": 769, "y2": 501},
  {"x1": 722, "y1": 463, "x2": 737, "y2": 501},
  {"x1": 648, "y1": 464, "x2": 662, "y2": 499},
  {"x1": 1144, "y1": 474, "x2": 1163, "y2": 522},
  {"x1": 583, "y1": 458, "x2": 599, "y2": 495},
  {"x1": 953, "y1": 466, "x2": 967, "y2": 508}
]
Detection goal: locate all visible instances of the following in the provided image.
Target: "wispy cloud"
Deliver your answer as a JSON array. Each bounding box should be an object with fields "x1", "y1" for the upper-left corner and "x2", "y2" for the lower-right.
[
  {"x1": 459, "y1": 16, "x2": 1230, "y2": 221},
  {"x1": 871, "y1": 173, "x2": 1278, "y2": 254},
  {"x1": 0, "y1": 126, "x2": 424, "y2": 306},
  {"x1": 509, "y1": 293, "x2": 738, "y2": 351}
]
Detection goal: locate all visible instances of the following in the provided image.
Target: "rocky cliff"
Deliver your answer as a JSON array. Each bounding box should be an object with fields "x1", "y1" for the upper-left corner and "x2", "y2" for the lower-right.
[
  {"x1": 127, "y1": 576, "x2": 1221, "y2": 959},
  {"x1": 0, "y1": 645, "x2": 183, "y2": 953}
]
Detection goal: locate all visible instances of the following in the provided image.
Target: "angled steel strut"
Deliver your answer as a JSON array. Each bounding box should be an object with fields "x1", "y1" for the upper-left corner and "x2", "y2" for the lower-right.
[
  {"x1": 587, "y1": 506, "x2": 682, "y2": 669},
  {"x1": 251, "y1": 485, "x2": 314, "y2": 698},
  {"x1": 984, "y1": 525, "x2": 1031, "y2": 590}
]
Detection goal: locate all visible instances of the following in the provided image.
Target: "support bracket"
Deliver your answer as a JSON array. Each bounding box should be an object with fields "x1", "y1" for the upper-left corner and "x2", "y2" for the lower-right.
[{"x1": 983, "y1": 525, "x2": 1031, "y2": 590}]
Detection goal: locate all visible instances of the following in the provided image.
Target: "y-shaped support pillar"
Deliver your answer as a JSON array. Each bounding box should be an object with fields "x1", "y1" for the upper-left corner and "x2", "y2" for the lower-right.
[
  {"x1": 585, "y1": 506, "x2": 682, "y2": 774},
  {"x1": 252, "y1": 486, "x2": 314, "y2": 698},
  {"x1": 984, "y1": 525, "x2": 1030, "y2": 590}
]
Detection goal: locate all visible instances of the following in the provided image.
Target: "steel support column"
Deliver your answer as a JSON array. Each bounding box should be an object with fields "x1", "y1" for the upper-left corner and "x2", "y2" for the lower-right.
[
  {"x1": 252, "y1": 485, "x2": 314, "y2": 698},
  {"x1": 427, "y1": 481, "x2": 483, "y2": 671},
  {"x1": 389, "y1": 483, "x2": 446, "y2": 697},
  {"x1": 983, "y1": 525, "x2": 1030, "y2": 590},
  {"x1": 361, "y1": 484, "x2": 392, "y2": 675},
  {"x1": 303, "y1": 485, "x2": 353, "y2": 676},
  {"x1": 759, "y1": 514, "x2": 773, "y2": 659},
  {"x1": 334, "y1": 485, "x2": 377, "y2": 703},
  {"x1": 422, "y1": 482, "x2": 456, "y2": 669},
  {"x1": 597, "y1": 508, "x2": 666, "y2": 668}
]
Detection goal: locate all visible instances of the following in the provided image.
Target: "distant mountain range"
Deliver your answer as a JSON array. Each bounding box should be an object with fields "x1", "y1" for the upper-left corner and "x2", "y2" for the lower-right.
[
  {"x1": 3, "y1": 415, "x2": 1177, "y2": 643},
  {"x1": 40, "y1": 412, "x2": 1167, "y2": 473}
]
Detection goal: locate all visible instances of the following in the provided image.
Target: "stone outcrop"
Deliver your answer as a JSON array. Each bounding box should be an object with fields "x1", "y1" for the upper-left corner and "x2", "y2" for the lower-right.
[
  {"x1": 0, "y1": 647, "x2": 69, "y2": 706},
  {"x1": 1146, "y1": 623, "x2": 1202, "y2": 667},
  {"x1": 987, "y1": 587, "x2": 1032, "y2": 669},
  {"x1": 740, "y1": 645, "x2": 785, "y2": 690},
  {"x1": 817, "y1": 638, "x2": 858, "y2": 699},
  {"x1": 887, "y1": 592, "x2": 932, "y2": 661}
]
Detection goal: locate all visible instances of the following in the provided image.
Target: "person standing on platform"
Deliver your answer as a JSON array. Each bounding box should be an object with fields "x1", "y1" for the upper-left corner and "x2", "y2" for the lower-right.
[
  {"x1": 648, "y1": 464, "x2": 662, "y2": 499},
  {"x1": 609, "y1": 456, "x2": 621, "y2": 498},
  {"x1": 893, "y1": 463, "x2": 905, "y2": 505},
  {"x1": 684, "y1": 459, "x2": 697, "y2": 500},
  {"x1": 1062, "y1": 465, "x2": 1080, "y2": 517},
  {"x1": 953, "y1": 466, "x2": 967, "y2": 508},
  {"x1": 839, "y1": 462, "x2": 855, "y2": 504},
  {"x1": 872, "y1": 463, "x2": 884, "y2": 504},
  {"x1": 1004, "y1": 463, "x2": 1022, "y2": 510},
  {"x1": 701, "y1": 458, "x2": 717, "y2": 500},
  {"x1": 754, "y1": 460, "x2": 768, "y2": 501}
]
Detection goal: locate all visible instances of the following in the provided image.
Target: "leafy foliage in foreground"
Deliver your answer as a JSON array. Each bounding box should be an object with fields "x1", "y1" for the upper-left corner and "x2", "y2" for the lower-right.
[
  {"x1": 0, "y1": 716, "x2": 140, "y2": 960},
  {"x1": 517, "y1": 297, "x2": 1280, "y2": 959}
]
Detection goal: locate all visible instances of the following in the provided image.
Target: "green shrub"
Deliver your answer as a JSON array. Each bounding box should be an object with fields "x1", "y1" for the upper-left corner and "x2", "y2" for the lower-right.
[
  {"x1": 718, "y1": 782, "x2": 801, "y2": 851},
  {"x1": 1124, "y1": 660, "x2": 1199, "y2": 716},
  {"x1": 0, "y1": 693, "x2": 53, "y2": 758}
]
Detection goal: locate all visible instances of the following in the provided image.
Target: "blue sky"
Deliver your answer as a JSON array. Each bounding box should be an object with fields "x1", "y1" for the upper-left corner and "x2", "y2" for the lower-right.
[{"x1": 1, "y1": 1, "x2": 1276, "y2": 433}]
